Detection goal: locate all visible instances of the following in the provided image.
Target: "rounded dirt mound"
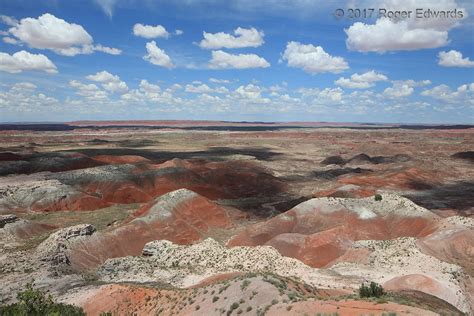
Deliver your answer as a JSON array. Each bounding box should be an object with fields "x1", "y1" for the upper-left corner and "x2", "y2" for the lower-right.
[
  {"x1": 320, "y1": 155, "x2": 345, "y2": 166},
  {"x1": 384, "y1": 274, "x2": 460, "y2": 311},
  {"x1": 92, "y1": 155, "x2": 151, "y2": 164},
  {"x1": 228, "y1": 195, "x2": 438, "y2": 267},
  {"x1": 65, "y1": 189, "x2": 240, "y2": 270},
  {"x1": 418, "y1": 226, "x2": 474, "y2": 274}
]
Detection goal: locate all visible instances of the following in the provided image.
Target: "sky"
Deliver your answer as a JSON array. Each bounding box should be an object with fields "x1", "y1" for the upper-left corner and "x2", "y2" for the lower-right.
[{"x1": 0, "y1": 0, "x2": 473, "y2": 123}]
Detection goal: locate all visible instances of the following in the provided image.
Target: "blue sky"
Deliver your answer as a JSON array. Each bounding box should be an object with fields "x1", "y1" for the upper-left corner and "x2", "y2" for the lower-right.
[{"x1": 0, "y1": 0, "x2": 473, "y2": 123}]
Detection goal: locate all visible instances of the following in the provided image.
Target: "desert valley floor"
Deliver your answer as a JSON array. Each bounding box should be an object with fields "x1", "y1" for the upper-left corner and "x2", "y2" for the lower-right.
[{"x1": 0, "y1": 121, "x2": 473, "y2": 315}]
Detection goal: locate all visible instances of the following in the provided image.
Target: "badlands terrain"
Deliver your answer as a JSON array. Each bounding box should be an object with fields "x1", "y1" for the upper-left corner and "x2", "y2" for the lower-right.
[{"x1": 0, "y1": 121, "x2": 473, "y2": 315}]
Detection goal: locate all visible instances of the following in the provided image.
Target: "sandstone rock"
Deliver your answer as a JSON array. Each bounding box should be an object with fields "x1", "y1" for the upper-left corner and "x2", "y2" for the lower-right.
[
  {"x1": 97, "y1": 237, "x2": 349, "y2": 290},
  {"x1": 36, "y1": 224, "x2": 96, "y2": 265}
]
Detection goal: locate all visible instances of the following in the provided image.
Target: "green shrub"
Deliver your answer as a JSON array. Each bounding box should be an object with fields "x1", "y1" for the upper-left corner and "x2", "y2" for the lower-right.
[
  {"x1": 374, "y1": 194, "x2": 383, "y2": 201},
  {"x1": 240, "y1": 279, "x2": 251, "y2": 291},
  {"x1": 0, "y1": 282, "x2": 85, "y2": 316},
  {"x1": 359, "y1": 281, "x2": 385, "y2": 298}
]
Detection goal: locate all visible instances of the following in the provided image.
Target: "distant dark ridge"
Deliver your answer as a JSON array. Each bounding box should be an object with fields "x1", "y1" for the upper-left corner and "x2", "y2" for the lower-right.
[
  {"x1": 0, "y1": 124, "x2": 308, "y2": 132},
  {"x1": 0, "y1": 123, "x2": 472, "y2": 132},
  {"x1": 398, "y1": 124, "x2": 473, "y2": 130},
  {"x1": 0, "y1": 124, "x2": 76, "y2": 131},
  {"x1": 218, "y1": 121, "x2": 278, "y2": 124}
]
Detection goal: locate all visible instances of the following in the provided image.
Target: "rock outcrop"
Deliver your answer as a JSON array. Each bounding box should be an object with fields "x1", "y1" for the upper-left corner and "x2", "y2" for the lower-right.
[
  {"x1": 36, "y1": 224, "x2": 96, "y2": 265},
  {"x1": 0, "y1": 214, "x2": 18, "y2": 228},
  {"x1": 97, "y1": 237, "x2": 345, "y2": 289}
]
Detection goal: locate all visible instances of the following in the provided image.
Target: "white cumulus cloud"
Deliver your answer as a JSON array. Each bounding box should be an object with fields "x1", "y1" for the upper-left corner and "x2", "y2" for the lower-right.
[
  {"x1": 86, "y1": 70, "x2": 128, "y2": 94},
  {"x1": 185, "y1": 83, "x2": 229, "y2": 94},
  {"x1": 143, "y1": 41, "x2": 174, "y2": 68},
  {"x1": 133, "y1": 23, "x2": 169, "y2": 39},
  {"x1": 0, "y1": 15, "x2": 18, "y2": 26},
  {"x1": 5, "y1": 13, "x2": 121, "y2": 56},
  {"x1": 11, "y1": 82, "x2": 37, "y2": 91},
  {"x1": 93, "y1": 44, "x2": 122, "y2": 55},
  {"x1": 0, "y1": 82, "x2": 59, "y2": 111},
  {"x1": 3, "y1": 37, "x2": 20, "y2": 45},
  {"x1": 209, "y1": 78, "x2": 231, "y2": 84},
  {"x1": 0, "y1": 50, "x2": 57, "y2": 74},
  {"x1": 139, "y1": 80, "x2": 161, "y2": 93},
  {"x1": 438, "y1": 50, "x2": 474, "y2": 67},
  {"x1": 421, "y1": 83, "x2": 474, "y2": 104},
  {"x1": 199, "y1": 27, "x2": 264, "y2": 49},
  {"x1": 335, "y1": 70, "x2": 388, "y2": 89},
  {"x1": 209, "y1": 50, "x2": 270, "y2": 69},
  {"x1": 86, "y1": 70, "x2": 118, "y2": 82},
  {"x1": 233, "y1": 83, "x2": 270, "y2": 104},
  {"x1": 383, "y1": 80, "x2": 428, "y2": 98},
  {"x1": 281, "y1": 41, "x2": 349, "y2": 74},
  {"x1": 384, "y1": 83, "x2": 413, "y2": 98},
  {"x1": 69, "y1": 80, "x2": 109, "y2": 101},
  {"x1": 298, "y1": 87, "x2": 344, "y2": 102},
  {"x1": 344, "y1": 0, "x2": 467, "y2": 53},
  {"x1": 346, "y1": 19, "x2": 448, "y2": 53}
]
